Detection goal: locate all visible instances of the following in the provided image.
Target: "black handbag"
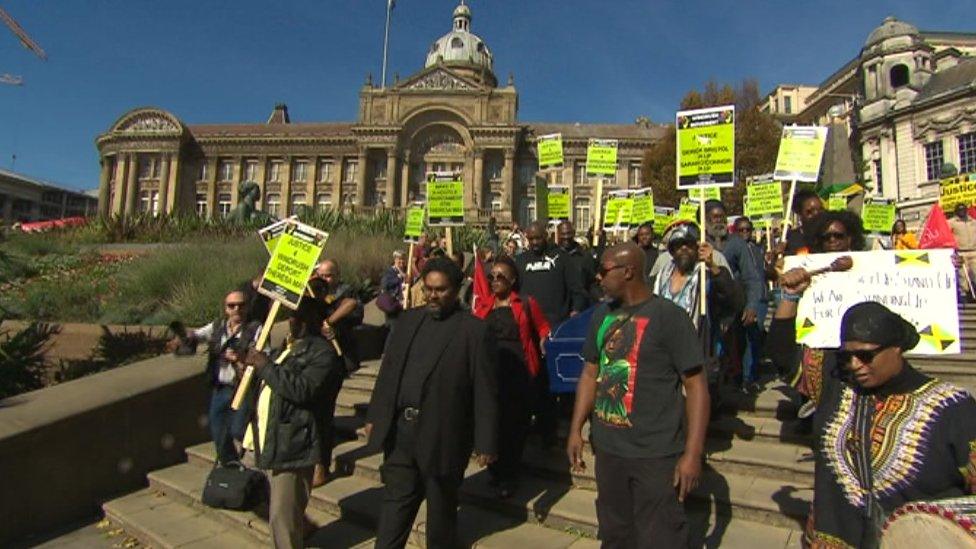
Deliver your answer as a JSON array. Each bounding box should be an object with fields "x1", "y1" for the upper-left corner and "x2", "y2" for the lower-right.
[{"x1": 201, "y1": 461, "x2": 267, "y2": 510}]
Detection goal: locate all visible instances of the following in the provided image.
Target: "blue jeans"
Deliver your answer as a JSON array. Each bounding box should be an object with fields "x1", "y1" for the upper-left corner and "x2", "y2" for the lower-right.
[
  {"x1": 742, "y1": 301, "x2": 769, "y2": 384},
  {"x1": 209, "y1": 385, "x2": 250, "y2": 464}
]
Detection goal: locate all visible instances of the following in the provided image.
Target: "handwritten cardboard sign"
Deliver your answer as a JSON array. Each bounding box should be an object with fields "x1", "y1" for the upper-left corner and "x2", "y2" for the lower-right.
[{"x1": 783, "y1": 249, "x2": 960, "y2": 354}]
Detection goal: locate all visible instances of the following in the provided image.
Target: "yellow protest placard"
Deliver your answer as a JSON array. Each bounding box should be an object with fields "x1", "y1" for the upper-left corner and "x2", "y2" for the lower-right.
[
  {"x1": 676, "y1": 105, "x2": 735, "y2": 189},
  {"x1": 688, "y1": 186, "x2": 721, "y2": 203},
  {"x1": 603, "y1": 191, "x2": 633, "y2": 229},
  {"x1": 548, "y1": 186, "x2": 570, "y2": 221},
  {"x1": 745, "y1": 181, "x2": 784, "y2": 218},
  {"x1": 426, "y1": 173, "x2": 464, "y2": 226},
  {"x1": 631, "y1": 189, "x2": 654, "y2": 225},
  {"x1": 828, "y1": 194, "x2": 847, "y2": 211},
  {"x1": 258, "y1": 217, "x2": 296, "y2": 255},
  {"x1": 939, "y1": 174, "x2": 976, "y2": 210},
  {"x1": 654, "y1": 207, "x2": 674, "y2": 234},
  {"x1": 404, "y1": 205, "x2": 425, "y2": 242},
  {"x1": 586, "y1": 139, "x2": 618, "y2": 176},
  {"x1": 537, "y1": 133, "x2": 564, "y2": 170},
  {"x1": 773, "y1": 126, "x2": 828, "y2": 183},
  {"x1": 258, "y1": 221, "x2": 329, "y2": 310},
  {"x1": 861, "y1": 199, "x2": 896, "y2": 234},
  {"x1": 676, "y1": 198, "x2": 698, "y2": 222}
]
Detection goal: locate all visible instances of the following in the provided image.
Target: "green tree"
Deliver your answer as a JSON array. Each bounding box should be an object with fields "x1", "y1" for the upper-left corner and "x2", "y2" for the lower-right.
[{"x1": 642, "y1": 78, "x2": 781, "y2": 214}]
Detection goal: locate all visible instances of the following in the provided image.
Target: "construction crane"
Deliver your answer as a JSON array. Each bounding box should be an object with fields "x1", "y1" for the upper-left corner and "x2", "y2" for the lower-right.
[{"x1": 0, "y1": 5, "x2": 46, "y2": 86}]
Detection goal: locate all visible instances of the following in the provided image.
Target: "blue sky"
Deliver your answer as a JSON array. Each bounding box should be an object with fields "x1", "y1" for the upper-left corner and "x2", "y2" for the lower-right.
[{"x1": 0, "y1": 0, "x2": 972, "y2": 191}]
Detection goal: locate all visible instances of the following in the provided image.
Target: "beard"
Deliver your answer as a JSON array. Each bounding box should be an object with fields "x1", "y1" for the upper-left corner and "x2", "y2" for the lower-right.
[{"x1": 706, "y1": 222, "x2": 727, "y2": 244}]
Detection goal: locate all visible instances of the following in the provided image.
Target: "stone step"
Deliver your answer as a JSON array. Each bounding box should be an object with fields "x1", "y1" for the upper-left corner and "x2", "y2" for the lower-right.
[
  {"x1": 334, "y1": 438, "x2": 810, "y2": 532},
  {"x1": 103, "y1": 488, "x2": 265, "y2": 549},
  {"x1": 184, "y1": 440, "x2": 807, "y2": 542},
  {"x1": 145, "y1": 463, "x2": 382, "y2": 548},
  {"x1": 149, "y1": 461, "x2": 599, "y2": 549},
  {"x1": 717, "y1": 383, "x2": 799, "y2": 420},
  {"x1": 318, "y1": 454, "x2": 803, "y2": 547},
  {"x1": 709, "y1": 413, "x2": 813, "y2": 447}
]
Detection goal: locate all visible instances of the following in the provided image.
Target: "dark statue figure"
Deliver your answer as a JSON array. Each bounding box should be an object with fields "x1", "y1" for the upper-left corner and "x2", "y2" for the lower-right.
[{"x1": 227, "y1": 182, "x2": 273, "y2": 224}]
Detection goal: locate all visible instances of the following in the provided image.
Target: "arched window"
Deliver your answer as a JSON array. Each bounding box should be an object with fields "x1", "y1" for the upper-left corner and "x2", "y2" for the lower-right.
[
  {"x1": 451, "y1": 37, "x2": 464, "y2": 49},
  {"x1": 890, "y1": 64, "x2": 909, "y2": 89}
]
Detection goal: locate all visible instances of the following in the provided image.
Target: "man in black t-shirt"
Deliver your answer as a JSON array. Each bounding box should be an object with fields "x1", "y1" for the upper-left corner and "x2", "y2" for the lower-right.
[{"x1": 567, "y1": 242, "x2": 709, "y2": 549}]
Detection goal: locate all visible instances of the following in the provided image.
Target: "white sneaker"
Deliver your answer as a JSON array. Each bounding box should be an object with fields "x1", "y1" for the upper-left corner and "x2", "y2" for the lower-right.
[{"x1": 797, "y1": 400, "x2": 817, "y2": 419}]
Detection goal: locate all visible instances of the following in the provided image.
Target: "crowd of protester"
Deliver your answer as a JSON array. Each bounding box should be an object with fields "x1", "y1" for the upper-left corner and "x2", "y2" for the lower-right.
[{"x1": 165, "y1": 195, "x2": 976, "y2": 548}]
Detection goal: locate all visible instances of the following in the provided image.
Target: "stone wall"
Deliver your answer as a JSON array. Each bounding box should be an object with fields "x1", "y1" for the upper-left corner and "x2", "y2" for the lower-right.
[{"x1": 0, "y1": 353, "x2": 210, "y2": 545}]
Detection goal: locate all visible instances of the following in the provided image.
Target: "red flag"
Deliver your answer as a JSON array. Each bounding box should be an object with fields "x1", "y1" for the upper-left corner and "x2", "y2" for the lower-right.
[
  {"x1": 918, "y1": 203, "x2": 958, "y2": 249},
  {"x1": 471, "y1": 253, "x2": 493, "y2": 316}
]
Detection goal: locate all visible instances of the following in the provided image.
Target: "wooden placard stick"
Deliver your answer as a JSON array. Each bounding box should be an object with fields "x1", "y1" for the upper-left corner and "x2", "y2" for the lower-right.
[
  {"x1": 592, "y1": 178, "x2": 604, "y2": 247},
  {"x1": 403, "y1": 243, "x2": 415, "y2": 308},
  {"x1": 445, "y1": 227, "x2": 454, "y2": 258},
  {"x1": 780, "y1": 179, "x2": 798, "y2": 244},
  {"x1": 698, "y1": 194, "x2": 708, "y2": 318},
  {"x1": 322, "y1": 321, "x2": 344, "y2": 356},
  {"x1": 232, "y1": 299, "x2": 281, "y2": 410}
]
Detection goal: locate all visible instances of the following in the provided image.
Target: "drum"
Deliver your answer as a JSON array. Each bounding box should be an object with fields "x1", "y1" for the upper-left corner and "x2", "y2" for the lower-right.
[{"x1": 882, "y1": 497, "x2": 976, "y2": 548}]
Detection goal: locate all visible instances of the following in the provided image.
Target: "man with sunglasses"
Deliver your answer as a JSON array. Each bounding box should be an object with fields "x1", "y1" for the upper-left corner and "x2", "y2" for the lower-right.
[
  {"x1": 769, "y1": 287, "x2": 976, "y2": 546},
  {"x1": 167, "y1": 289, "x2": 261, "y2": 465},
  {"x1": 568, "y1": 242, "x2": 708, "y2": 549},
  {"x1": 728, "y1": 216, "x2": 770, "y2": 391}
]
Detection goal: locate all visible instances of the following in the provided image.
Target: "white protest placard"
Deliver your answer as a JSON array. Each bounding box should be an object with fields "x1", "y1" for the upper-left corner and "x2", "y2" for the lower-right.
[{"x1": 783, "y1": 249, "x2": 960, "y2": 354}]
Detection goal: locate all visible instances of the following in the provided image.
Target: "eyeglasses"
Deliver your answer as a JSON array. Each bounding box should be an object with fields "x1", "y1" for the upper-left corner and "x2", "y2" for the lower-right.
[
  {"x1": 736, "y1": 226, "x2": 753, "y2": 233},
  {"x1": 487, "y1": 272, "x2": 511, "y2": 282},
  {"x1": 598, "y1": 264, "x2": 626, "y2": 277},
  {"x1": 837, "y1": 347, "x2": 887, "y2": 365},
  {"x1": 225, "y1": 302, "x2": 245, "y2": 309},
  {"x1": 819, "y1": 231, "x2": 849, "y2": 241}
]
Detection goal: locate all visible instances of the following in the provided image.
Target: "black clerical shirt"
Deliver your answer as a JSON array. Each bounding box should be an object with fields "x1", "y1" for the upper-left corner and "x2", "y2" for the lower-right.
[{"x1": 396, "y1": 306, "x2": 459, "y2": 410}]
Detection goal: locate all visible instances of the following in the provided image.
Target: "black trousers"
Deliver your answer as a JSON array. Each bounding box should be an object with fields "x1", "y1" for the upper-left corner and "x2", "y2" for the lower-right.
[
  {"x1": 488, "y1": 361, "x2": 531, "y2": 483},
  {"x1": 375, "y1": 417, "x2": 463, "y2": 549},
  {"x1": 594, "y1": 450, "x2": 688, "y2": 549}
]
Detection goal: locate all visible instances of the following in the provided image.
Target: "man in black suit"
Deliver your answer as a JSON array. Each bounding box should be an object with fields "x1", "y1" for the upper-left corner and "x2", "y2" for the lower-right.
[{"x1": 365, "y1": 257, "x2": 499, "y2": 549}]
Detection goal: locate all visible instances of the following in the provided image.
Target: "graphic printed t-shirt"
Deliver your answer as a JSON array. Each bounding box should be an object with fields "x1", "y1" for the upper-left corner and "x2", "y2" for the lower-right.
[{"x1": 582, "y1": 296, "x2": 704, "y2": 458}]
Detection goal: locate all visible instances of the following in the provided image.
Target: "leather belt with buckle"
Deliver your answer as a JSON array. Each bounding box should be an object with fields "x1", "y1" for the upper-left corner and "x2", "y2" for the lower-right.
[{"x1": 401, "y1": 407, "x2": 420, "y2": 421}]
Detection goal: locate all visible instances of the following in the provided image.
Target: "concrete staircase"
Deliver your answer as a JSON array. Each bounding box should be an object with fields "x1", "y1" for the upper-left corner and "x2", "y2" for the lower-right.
[{"x1": 103, "y1": 304, "x2": 976, "y2": 548}]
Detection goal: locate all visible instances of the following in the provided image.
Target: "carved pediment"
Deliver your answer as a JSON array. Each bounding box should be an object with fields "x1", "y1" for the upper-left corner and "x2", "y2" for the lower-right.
[
  {"x1": 119, "y1": 115, "x2": 180, "y2": 133},
  {"x1": 400, "y1": 67, "x2": 479, "y2": 91},
  {"x1": 110, "y1": 108, "x2": 184, "y2": 135}
]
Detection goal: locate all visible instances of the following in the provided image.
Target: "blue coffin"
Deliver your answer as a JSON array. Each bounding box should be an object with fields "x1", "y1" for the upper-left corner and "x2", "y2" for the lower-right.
[{"x1": 544, "y1": 306, "x2": 595, "y2": 394}]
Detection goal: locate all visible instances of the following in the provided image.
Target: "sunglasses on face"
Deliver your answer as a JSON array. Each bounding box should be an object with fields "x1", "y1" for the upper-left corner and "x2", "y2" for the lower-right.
[
  {"x1": 736, "y1": 226, "x2": 753, "y2": 233},
  {"x1": 225, "y1": 302, "x2": 245, "y2": 309},
  {"x1": 819, "y1": 231, "x2": 849, "y2": 241},
  {"x1": 598, "y1": 264, "x2": 626, "y2": 277},
  {"x1": 837, "y1": 347, "x2": 886, "y2": 365},
  {"x1": 487, "y1": 272, "x2": 511, "y2": 282}
]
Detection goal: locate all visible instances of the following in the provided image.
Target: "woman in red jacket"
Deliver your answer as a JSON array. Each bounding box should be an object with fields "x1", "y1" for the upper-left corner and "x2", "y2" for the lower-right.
[{"x1": 473, "y1": 255, "x2": 551, "y2": 498}]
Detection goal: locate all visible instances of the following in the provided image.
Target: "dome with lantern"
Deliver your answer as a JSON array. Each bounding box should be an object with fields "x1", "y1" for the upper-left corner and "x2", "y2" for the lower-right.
[{"x1": 424, "y1": 2, "x2": 496, "y2": 86}]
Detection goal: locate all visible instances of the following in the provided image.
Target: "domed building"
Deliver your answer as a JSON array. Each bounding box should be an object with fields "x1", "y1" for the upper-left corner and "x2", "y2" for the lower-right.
[
  {"x1": 95, "y1": 2, "x2": 664, "y2": 227},
  {"x1": 762, "y1": 16, "x2": 976, "y2": 225}
]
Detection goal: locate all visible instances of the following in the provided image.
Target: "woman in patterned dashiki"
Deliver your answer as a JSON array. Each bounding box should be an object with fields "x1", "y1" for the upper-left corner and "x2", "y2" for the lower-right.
[
  {"x1": 782, "y1": 298, "x2": 976, "y2": 548},
  {"x1": 768, "y1": 210, "x2": 866, "y2": 419}
]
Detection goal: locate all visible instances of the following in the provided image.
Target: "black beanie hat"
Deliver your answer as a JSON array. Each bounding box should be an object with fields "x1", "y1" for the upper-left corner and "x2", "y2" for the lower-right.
[{"x1": 840, "y1": 301, "x2": 920, "y2": 351}]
